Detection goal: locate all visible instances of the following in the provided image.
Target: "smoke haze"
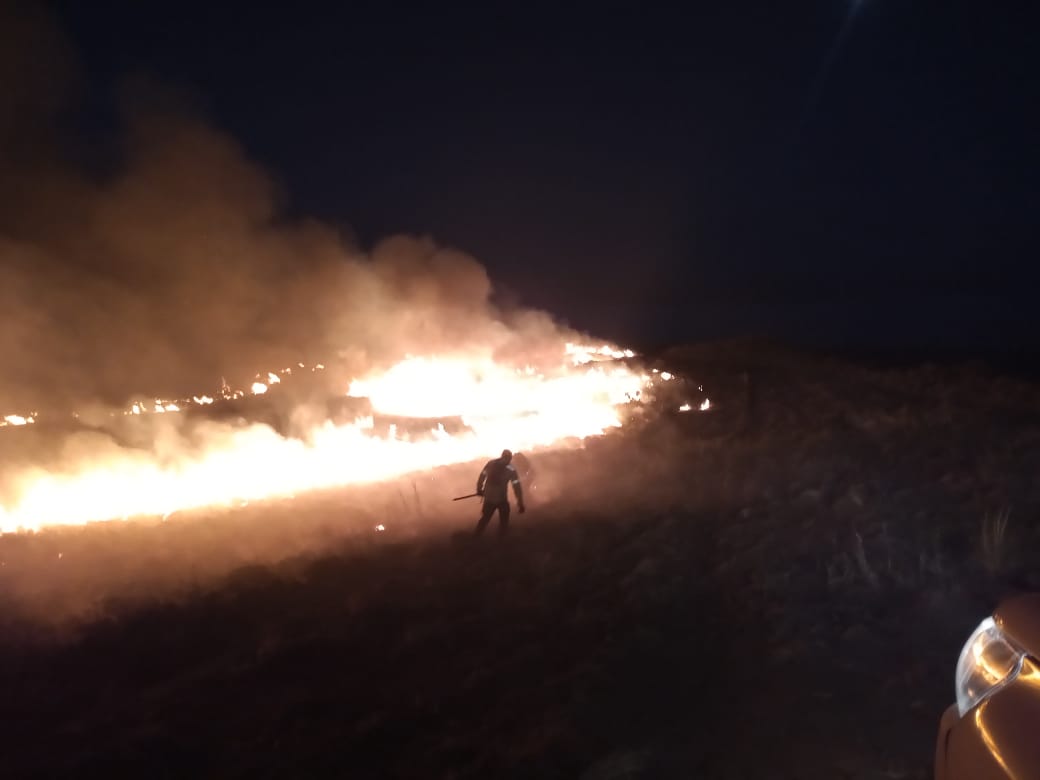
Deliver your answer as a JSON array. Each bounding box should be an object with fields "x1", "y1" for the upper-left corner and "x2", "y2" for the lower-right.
[
  {"x1": 0, "y1": 2, "x2": 575, "y2": 415},
  {"x1": 0, "y1": 2, "x2": 676, "y2": 626}
]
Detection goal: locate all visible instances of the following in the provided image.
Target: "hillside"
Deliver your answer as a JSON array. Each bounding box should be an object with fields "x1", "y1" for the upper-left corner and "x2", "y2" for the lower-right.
[{"x1": 2, "y1": 343, "x2": 1039, "y2": 778}]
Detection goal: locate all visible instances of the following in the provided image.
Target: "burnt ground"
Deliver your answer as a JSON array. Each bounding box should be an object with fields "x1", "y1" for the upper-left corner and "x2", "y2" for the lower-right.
[{"x1": 3, "y1": 342, "x2": 1040, "y2": 778}]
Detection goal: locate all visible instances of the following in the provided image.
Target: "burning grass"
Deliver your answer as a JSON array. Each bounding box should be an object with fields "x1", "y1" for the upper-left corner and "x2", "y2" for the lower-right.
[
  {"x1": 2, "y1": 343, "x2": 1040, "y2": 777},
  {"x1": 0, "y1": 344, "x2": 678, "y2": 534}
]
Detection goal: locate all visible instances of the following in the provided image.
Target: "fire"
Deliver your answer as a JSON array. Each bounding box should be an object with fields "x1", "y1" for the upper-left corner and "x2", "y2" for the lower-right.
[
  {"x1": 348, "y1": 355, "x2": 640, "y2": 423},
  {"x1": 0, "y1": 346, "x2": 654, "y2": 533},
  {"x1": 1, "y1": 414, "x2": 35, "y2": 427},
  {"x1": 566, "y1": 342, "x2": 635, "y2": 365}
]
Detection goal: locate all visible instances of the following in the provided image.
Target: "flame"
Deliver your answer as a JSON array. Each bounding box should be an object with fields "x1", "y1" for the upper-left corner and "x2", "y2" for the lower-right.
[
  {"x1": 348, "y1": 355, "x2": 640, "y2": 422},
  {"x1": 97, "y1": 365, "x2": 334, "y2": 420},
  {"x1": 0, "y1": 346, "x2": 653, "y2": 533},
  {"x1": 1, "y1": 414, "x2": 35, "y2": 427},
  {"x1": 566, "y1": 343, "x2": 635, "y2": 365}
]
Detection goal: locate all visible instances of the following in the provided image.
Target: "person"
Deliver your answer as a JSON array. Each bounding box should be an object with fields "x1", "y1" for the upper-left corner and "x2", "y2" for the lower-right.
[
  {"x1": 510, "y1": 450, "x2": 537, "y2": 506},
  {"x1": 474, "y1": 448, "x2": 525, "y2": 535}
]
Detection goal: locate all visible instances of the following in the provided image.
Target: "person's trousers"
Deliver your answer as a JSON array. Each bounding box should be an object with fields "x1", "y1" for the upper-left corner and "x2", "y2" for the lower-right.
[{"x1": 475, "y1": 500, "x2": 510, "y2": 534}]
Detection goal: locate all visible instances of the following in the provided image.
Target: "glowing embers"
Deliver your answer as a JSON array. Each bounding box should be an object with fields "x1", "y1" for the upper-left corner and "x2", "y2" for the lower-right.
[
  {"x1": 106, "y1": 364, "x2": 330, "y2": 418},
  {"x1": 677, "y1": 399, "x2": 710, "y2": 413},
  {"x1": 566, "y1": 343, "x2": 636, "y2": 365}
]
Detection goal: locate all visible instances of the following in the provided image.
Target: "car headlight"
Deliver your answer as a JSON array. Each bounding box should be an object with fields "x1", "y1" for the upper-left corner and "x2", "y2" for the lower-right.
[{"x1": 955, "y1": 617, "x2": 1026, "y2": 716}]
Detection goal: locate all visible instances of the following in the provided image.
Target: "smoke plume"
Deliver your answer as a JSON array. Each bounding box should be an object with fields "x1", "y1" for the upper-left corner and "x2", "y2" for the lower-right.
[{"x1": 0, "y1": 2, "x2": 572, "y2": 415}]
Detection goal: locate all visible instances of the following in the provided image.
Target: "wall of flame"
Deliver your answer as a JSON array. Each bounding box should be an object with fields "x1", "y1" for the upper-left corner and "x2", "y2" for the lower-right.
[{"x1": 0, "y1": 343, "x2": 675, "y2": 533}]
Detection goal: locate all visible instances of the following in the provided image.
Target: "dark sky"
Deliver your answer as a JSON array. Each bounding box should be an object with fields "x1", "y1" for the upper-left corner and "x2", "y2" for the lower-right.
[{"x1": 45, "y1": 1, "x2": 1039, "y2": 353}]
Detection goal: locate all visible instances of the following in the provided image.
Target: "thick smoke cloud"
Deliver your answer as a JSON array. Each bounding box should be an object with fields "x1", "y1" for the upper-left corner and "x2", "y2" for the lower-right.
[{"x1": 0, "y1": 2, "x2": 573, "y2": 414}]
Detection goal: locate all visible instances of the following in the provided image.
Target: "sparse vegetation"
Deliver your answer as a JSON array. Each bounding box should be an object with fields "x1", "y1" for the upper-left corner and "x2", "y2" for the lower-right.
[
  {"x1": 853, "y1": 530, "x2": 881, "y2": 590},
  {"x1": 980, "y1": 507, "x2": 1011, "y2": 576}
]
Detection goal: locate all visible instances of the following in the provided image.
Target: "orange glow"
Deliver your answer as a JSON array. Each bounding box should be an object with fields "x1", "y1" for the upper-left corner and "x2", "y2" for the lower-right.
[
  {"x1": 0, "y1": 346, "x2": 653, "y2": 533},
  {"x1": 974, "y1": 703, "x2": 1014, "y2": 777},
  {"x1": 565, "y1": 342, "x2": 635, "y2": 365},
  {"x1": 1, "y1": 414, "x2": 35, "y2": 427},
  {"x1": 348, "y1": 355, "x2": 642, "y2": 422}
]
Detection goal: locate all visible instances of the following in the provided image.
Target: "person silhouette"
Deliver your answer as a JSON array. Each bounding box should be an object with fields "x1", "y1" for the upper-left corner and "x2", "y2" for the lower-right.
[{"x1": 474, "y1": 449, "x2": 525, "y2": 535}]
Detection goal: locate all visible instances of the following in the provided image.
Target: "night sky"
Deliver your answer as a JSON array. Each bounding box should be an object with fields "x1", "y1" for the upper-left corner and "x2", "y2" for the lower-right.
[{"x1": 45, "y1": 1, "x2": 1038, "y2": 355}]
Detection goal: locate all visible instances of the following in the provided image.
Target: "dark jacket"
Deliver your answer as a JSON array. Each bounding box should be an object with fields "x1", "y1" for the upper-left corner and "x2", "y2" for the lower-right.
[{"x1": 477, "y1": 457, "x2": 523, "y2": 505}]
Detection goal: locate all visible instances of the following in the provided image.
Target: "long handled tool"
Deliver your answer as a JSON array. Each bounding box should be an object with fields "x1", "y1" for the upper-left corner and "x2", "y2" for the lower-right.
[{"x1": 452, "y1": 493, "x2": 481, "y2": 501}]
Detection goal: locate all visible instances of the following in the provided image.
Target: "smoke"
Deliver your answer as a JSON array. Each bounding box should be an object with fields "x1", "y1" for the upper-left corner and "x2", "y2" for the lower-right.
[
  {"x1": 0, "y1": 4, "x2": 651, "y2": 624},
  {"x1": 0, "y1": 2, "x2": 577, "y2": 415}
]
